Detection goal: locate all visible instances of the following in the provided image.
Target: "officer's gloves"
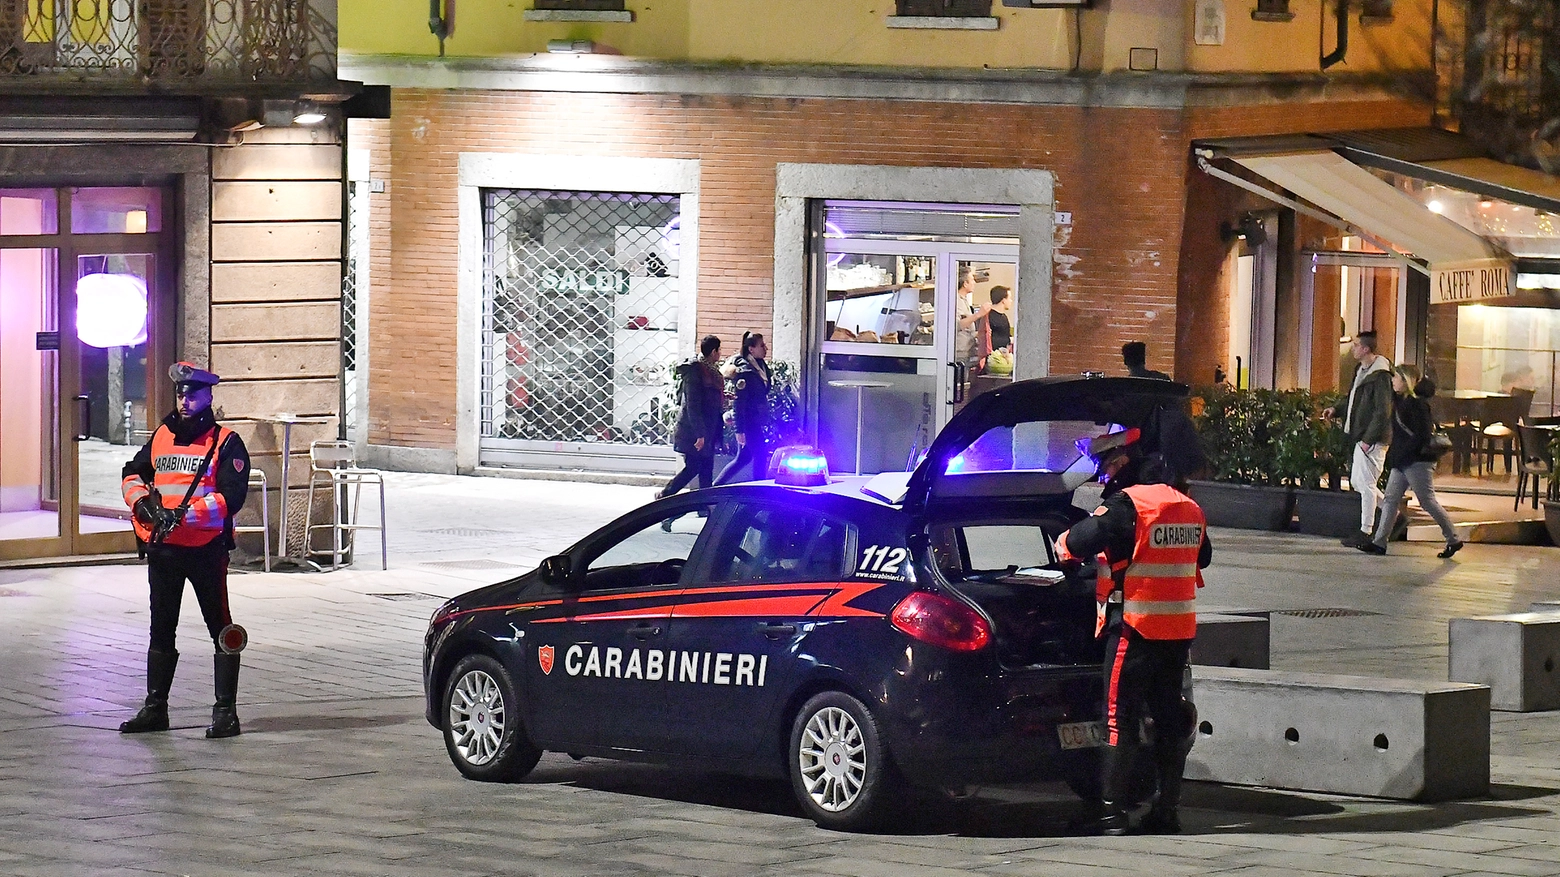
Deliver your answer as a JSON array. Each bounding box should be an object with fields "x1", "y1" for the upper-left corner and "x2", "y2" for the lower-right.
[{"x1": 134, "y1": 498, "x2": 181, "y2": 542}]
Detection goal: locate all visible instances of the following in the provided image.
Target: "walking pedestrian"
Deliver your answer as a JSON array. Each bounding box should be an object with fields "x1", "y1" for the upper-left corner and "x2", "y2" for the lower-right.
[
  {"x1": 1321, "y1": 331, "x2": 1393, "y2": 547},
  {"x1": 1057, "y1": 428, "x2": 1211, "y2": 836},
  {"x1": 714, "y1": 331, "x2": 772, "y2": 485},
  {"x1": 659, "y1": 335, "x2": 724, "y2": 499},
  {"x1": 1358, "y1": 368, "x2": 1464, "y2": 558},
  {"x1": 1122, "y1": 341, "x2": 1171, "y2": 380},
  {"x1": 118, "y1": 362, "x2": 251, "y2": 739}
]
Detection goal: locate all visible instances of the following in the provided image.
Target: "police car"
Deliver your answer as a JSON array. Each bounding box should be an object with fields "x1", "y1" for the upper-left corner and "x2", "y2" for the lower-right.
[{"x1": 423, "y1": 375, "x2": 1196, "y2": 830}]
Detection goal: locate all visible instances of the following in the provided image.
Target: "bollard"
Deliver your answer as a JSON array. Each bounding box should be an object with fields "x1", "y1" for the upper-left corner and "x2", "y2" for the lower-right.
[
  {"x1": 1449, "y1": 612, "x2": 1560, "y2": 712},
  {"x1": 1191, "y1": 614, "x2": 1270, "y2": 669},
  {"x1": 1185, "y1": 667, "x2": 1490, "y2": 801}
]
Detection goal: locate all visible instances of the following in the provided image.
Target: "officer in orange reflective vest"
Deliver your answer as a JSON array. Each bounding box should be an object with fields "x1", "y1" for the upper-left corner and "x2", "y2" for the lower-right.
[
  {"x1": 1057, "y1": 427, "x2": 1211, "y2": 836},
  {"x1": 119, "y1": 362, "x2": 251, "y2": 739}
]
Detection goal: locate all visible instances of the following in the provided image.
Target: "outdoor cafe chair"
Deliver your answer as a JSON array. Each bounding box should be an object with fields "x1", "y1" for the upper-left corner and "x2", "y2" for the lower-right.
[{"x1": 1516, "y1": 424, "x2": 1556, "y2": 510}]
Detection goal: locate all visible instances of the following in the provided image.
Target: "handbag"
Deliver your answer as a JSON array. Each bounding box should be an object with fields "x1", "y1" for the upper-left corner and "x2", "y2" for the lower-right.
[{"x1": 1425, "y1": 431, "x2": 1454, "y2": 459}]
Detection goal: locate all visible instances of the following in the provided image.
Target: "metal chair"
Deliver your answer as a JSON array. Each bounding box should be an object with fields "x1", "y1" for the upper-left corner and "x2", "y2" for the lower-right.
[
  {"x1": 232, "y1": 469, "x2": 271, "y2": 572},
  {"x1": 305, "y1": 441, "x2": 387, "y2": 571},
  {"x1": 1515, "y1": 425, "x2": 1555, "y2": 510}
]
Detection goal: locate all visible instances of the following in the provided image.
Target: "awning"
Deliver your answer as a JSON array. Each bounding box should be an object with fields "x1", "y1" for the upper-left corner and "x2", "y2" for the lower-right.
[{"x1": 1230, "y1": 150, "x2": 1514, "y2": 304}]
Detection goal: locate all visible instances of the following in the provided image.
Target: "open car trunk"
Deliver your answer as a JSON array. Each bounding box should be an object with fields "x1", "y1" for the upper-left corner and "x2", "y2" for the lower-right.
[{"x1": 926, "y1": 506, "x2": 1104, "y2": 672}]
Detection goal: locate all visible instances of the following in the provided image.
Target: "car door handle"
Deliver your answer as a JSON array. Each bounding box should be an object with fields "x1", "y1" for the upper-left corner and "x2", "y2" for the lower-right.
[
  {"x1": 630, "y1": 623, "x2": 662, "y2": 640},
  {"x1": 757, "y1": 622, "x2": 796, "y2": 640}
]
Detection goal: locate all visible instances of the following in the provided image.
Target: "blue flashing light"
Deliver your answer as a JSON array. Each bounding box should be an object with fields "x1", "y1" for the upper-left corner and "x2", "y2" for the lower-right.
[
  {"x1": 945, "y1": 453, "x2": 967, "y2": 475},
  {"x1": 771, "y1": 446, "x2": 831, "y2": 487}
]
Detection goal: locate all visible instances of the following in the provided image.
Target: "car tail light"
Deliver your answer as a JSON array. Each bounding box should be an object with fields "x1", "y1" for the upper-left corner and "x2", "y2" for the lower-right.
[
  {"x1": 890, "y1": 591, "x2": 992, "y2": 653},
  {"x1": 430, "y1": 600, "x2": 458, "y2": 627}
]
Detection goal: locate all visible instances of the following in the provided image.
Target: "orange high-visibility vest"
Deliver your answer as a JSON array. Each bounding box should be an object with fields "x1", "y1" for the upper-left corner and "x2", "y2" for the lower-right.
[
  {"x1": 1093, "y1": 483, "x2": 1205, "y2": 640},
  {"x1": 122, "y1": 424, "x2": 236, "y2": 547}
]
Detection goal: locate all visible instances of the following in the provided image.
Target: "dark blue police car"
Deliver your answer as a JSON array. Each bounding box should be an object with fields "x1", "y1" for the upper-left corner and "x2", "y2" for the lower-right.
[{"x1": 423, "y1": 375, "x2": 1196, "y2": 830}]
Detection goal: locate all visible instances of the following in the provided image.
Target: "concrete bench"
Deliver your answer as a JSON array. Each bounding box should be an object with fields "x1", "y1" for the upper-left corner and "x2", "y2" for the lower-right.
[
  {"x1": 1190, "y1": 613, "x2": 1270, "y2": 669},
  {"x1": 1185, "y1": 667, "x2": 1490, "y2": 801},
  {"x1": 1449, "y1": 612, "x2": 1560, "y2": 711}
]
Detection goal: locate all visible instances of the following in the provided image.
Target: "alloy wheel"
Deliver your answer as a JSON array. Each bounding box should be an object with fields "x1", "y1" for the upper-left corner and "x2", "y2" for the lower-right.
[
  {"x1": 448, "y1": 668, "x2": 506, "y2": 766},
  {"x1": 797, "y1": 705, "x2": 867, "y2": 812}
]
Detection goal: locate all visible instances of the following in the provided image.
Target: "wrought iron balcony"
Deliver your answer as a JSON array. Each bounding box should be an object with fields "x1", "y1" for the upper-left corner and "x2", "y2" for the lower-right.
[
  {"x1": 0, "y1": 0, "x2": 336, "y2": 90},
  {"x1": 1435, "y1": 0, "x2": 1560, "y2": 170}
]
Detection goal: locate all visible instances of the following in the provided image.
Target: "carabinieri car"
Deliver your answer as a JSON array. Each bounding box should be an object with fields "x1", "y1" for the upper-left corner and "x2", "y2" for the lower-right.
[{"x1": 423, "y1": 375, "x2": 1196, "y2": 830}]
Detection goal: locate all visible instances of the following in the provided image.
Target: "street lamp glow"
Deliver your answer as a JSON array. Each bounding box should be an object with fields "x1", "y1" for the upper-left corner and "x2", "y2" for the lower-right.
[
  {"x1": 1427, "y1": 200, "x2": 1445, "y2": 214},
  {"x1": 76, "y1": 272, "x2": 148, "y2": 348}
]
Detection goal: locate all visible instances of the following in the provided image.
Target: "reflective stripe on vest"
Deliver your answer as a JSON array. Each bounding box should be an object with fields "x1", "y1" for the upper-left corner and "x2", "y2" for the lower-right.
[
  {"x1": 1094, "y1": 484, "x2": 1204, "y2": 640},
  {"x1": 127, "y1": 424, "x2": 233, "y2": 547}
]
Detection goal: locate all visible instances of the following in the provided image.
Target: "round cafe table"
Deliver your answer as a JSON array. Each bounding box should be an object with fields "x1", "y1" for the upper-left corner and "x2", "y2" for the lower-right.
[{"x1": 828, "y1": 380, "x2": 893, "y2": 475}]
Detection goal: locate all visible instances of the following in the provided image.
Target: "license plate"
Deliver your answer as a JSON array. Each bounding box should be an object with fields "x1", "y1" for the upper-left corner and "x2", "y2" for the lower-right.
[{"x1": 1057, "y1": 720, "x2": 1107, "y2": 750}]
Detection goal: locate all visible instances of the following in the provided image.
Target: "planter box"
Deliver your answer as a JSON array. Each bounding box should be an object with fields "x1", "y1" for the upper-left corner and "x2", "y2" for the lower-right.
[
  {"x1": 1546, "y1": 501, "x2": 1560, "y2": 547},
  {"x1": 1294, "y1": 489, "x2": 1362, "y2": 538},
  {"x1": 1187, "y1": 481, "x2": 1294, "y2": 531}
]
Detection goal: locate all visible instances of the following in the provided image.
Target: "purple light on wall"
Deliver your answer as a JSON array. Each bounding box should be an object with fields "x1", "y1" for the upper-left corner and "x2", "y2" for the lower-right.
[
  {"x1": 825, "y1": 221, "x2": 845, "y2": 267},
  {"x1": 76, "y1": 273, "x2": 148, "y2": 348}
]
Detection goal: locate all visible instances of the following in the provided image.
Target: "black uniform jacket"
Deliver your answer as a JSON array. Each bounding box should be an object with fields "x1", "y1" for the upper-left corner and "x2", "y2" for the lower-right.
[
  {"x1": 1062, "y1": 484, "x2": 1214, "y2": 597},
  {"x1": 728, "y1": 355, "x2": 771, "y2": 437}
]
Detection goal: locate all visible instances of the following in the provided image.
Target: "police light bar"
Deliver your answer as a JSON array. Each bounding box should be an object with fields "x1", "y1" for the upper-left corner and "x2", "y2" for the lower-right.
[{"x1": 770, "y1": 446, "x2": 830, "y2": 487}]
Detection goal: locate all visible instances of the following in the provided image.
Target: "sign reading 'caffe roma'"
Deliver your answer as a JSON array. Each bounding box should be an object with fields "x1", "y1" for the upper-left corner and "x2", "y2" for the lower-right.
[{"x1": 1431, "y1": 261, "x2": 1514, "y2": 304}]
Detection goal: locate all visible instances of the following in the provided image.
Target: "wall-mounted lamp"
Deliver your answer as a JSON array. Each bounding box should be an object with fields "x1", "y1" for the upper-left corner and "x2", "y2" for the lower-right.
[
  {"x1": 293, "y1": 100, "x2": 327, "y2": 125},
  {"x1": 430, "y1": 0, "x2": 454, "y2": 56}
]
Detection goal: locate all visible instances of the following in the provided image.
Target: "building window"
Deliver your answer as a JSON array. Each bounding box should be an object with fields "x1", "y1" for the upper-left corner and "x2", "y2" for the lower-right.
[
  {"x1": 534, "y1": 0, "x2": 626, "y2": 8},
  {"x1": 481, "y1": 190, "x2": 682, "y2": 447},
  {"x1": 896, "y1": 0, "x2": 992, "y2": 15},
  {"x1": 1251, "y1": 0, "x2": 1295, "y2": 23},
  {"x1": 525, "y1": 0, "x2": 634, "y2": 22}
]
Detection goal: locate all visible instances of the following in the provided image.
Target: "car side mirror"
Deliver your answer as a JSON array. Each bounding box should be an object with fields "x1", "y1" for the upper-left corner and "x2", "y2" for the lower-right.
[{"x1": 539, "y1": 554, "x2": 571, "y2": 585}]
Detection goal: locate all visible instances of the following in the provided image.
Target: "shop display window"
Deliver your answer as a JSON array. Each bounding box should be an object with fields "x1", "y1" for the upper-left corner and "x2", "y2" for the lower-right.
[
  {"x1": 1456, "y1": 305, "x2": 1560, "y2": 417},
  {"x1": 480, "y1": 189, "x2": 682, "y2": 447}
]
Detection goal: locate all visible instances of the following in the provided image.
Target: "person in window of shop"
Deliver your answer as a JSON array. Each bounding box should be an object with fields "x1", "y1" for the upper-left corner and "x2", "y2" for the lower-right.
[
  {"x1": 118, "y1": 362, "x2": 251, "y2": 739},
  {"x1": 1122, "y1": 341, "x2": 1170, "y2": 380},
  {"x1": 954, "y1": 266, "x2": 989, "y2": 374},
  {"x1": 1321, "y1": 331, "x2": 1394, "y2": 548},
  {"x1": 1357, "y1": 367, "x2": 1463, "y2": 558},
  {"x1": 715, "y1": 331, "x2": 772, "y2": 485},
  {"x1": 982, "y1": 285, "x2": 1015, "y2": 375},
  {"x1": 659, "y1": 334, "x2": 724, "y2": 502}
]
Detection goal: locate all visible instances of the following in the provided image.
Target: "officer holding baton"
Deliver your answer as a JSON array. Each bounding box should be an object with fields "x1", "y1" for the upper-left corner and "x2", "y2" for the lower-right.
[{"x1": 119, "y1": 362, "x2": 251, "y2": 738}]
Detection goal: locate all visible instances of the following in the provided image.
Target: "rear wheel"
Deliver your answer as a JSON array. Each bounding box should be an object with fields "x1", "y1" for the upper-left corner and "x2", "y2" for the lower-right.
[
  {"x1": 442, "y1": 654, "x2": 542, "y2": 782},
  {"x1": 788, "y1": 691, "x2": 900, "y2": 831}
]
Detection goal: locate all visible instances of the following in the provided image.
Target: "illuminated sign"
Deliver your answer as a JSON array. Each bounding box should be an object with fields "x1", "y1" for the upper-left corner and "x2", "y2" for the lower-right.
[{"x1": 1431, "y1": 262, "x2": 1514, "y2": 304}]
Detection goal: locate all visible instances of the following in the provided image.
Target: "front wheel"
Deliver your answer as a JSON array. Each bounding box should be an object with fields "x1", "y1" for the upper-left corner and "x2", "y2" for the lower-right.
[
  {"x1": 788, "y1": 691, "x2": 900, "y2": 831},
  {"x1": 442, "y1": 654, "x2": 542, "y2": 782}
]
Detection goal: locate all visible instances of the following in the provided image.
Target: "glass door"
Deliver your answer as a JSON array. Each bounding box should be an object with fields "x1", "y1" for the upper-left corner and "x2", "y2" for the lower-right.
[
  {"x1": 1301, "y1": 251, "x2": 1403, "y2": 393},
  {"x1": 0, "y1": 186, "x2": 167, "y2": 560},
  {"x1": 816, "y1": 242, "x2": 1019, "y2": 475}
]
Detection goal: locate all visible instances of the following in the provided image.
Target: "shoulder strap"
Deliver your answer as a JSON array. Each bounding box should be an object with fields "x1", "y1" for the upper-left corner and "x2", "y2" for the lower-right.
[{"x1": 176, "y1": 429, "x2": 222, "y2": 509}]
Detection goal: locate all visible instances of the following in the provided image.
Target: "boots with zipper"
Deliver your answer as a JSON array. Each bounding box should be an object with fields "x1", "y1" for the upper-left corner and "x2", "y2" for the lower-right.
[
  {"x1": 120, "y1": 648, "x2": 178, "y2": 733},
  {"x1": 205, "y1": 653, "x2": 241, "y2": 739},
  {"x1": 1090, "y1": 743, "x2": 1133, "y2": 836}
]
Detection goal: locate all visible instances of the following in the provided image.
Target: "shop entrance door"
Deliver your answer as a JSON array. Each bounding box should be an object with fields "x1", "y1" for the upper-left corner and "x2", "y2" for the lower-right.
[
  {"x1": 1299, "y1": 250, "x2": 1404, "y2": 393},
  {"x1": 0, "y1": 187, "x2": 171, "y2": 562},
  {"x1": 812, "y1": 202, "x2": 1020, "y2": 475}
]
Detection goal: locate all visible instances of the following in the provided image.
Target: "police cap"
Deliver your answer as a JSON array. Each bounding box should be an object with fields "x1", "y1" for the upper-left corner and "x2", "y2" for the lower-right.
[
  {"x1": 1087, "y1": 427, "x2": 1141, "y2": 461},
  {"x1": 168, "y1": 361, "x2": 220, "y2": 388}
]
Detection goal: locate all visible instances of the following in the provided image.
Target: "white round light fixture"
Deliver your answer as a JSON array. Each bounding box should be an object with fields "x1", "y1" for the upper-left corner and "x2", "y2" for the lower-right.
[{"x1": 76, "y1": 272, "x2": 148, "y2": 348}]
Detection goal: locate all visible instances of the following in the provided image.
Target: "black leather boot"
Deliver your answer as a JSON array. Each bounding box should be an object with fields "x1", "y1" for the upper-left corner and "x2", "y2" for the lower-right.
[
  {"x1": 1091, "y1": 744, "x2": 1133, "y2": 836},
  {"x1": 120, "y1": 648, "x2": 178, "y2": 733},
  {"x1": 1140, "y1": 742, "x2": 1187, "y2": 834},
  {"x1": 205, "y1": 653, "x2": 241, "y2": 739}
]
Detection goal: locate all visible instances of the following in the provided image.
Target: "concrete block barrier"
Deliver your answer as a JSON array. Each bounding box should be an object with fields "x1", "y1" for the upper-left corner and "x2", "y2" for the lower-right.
[
  {"x1": 1185, "y1": 667, "x2": 1490, "y2": 801},
  {"x1": 1191, "y1": 613, "x2": 1270, "y2": 669},
  {"x1": 1450, "y1": 612, "x2": 1560, "y2": 711},
  {"x1": 1530, "y1": 601, "x2": 1560, "y2": 613}
]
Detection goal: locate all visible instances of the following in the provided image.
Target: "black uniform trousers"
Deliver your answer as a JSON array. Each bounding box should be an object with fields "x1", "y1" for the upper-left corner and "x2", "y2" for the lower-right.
[
  {"x1": 715, "y1": 436, "x2": 769, "y2": 485},
  {"x1": 1102, "y1": 622, "x2": 1193, "y2": 750},
  {"x1": 147, "y1": 541, "x2": 232, "y2": 653}
]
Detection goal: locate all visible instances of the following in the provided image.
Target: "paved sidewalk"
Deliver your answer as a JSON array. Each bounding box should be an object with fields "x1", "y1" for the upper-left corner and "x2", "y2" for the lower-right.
[{"x1": 1, "y1": 471, "x2": 1558, "y2": 876}]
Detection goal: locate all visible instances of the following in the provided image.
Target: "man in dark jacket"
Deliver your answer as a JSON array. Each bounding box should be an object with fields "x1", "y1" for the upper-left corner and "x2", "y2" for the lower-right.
[
  {"x1": 660, "y1": 335, "x2": 724, "y2": 499},
  {"x1": 1122, "y1": 341, "x2": 1171, "y2": 380},
  {"x1": 1321, "y1": 331, "x2": 1393, "y2": 546}
]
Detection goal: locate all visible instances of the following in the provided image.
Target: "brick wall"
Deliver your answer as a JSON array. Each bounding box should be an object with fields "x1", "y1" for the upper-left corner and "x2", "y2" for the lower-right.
[{"x1": 363, "y1": 88, "x2": 1431, "y2": 451}]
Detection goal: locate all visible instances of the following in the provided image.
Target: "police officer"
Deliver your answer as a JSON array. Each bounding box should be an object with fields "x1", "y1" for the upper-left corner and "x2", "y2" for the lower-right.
[
  {"x1": 1057, "y1": 428, "x2": 1211, "y2": 835},
  {"x1": 714, "y1": 331, "x2": 772, "y2": 485},
  {"x1": 119, "y1": 362, "x2": 251, "y2": 739}
]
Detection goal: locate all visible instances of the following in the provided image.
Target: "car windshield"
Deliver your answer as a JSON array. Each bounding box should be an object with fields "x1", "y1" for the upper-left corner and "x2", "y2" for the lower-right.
[{"x1": 944, "y1": 420, "x2": 1111, "y2": 476}]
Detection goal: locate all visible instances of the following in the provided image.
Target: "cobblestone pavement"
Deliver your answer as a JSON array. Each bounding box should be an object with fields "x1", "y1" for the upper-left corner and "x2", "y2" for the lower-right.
[{"x1": 2, "y1": 472, "x2": 1558, "y2": 876}]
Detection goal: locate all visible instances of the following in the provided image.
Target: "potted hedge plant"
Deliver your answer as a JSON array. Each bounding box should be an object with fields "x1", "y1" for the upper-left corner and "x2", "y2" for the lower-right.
[
  {"x1": 1187, "y1": 386, "x2": 1299, "y2": 531},
  {"x1": 1291, "y1": 390, "x2": 1363, "y2": 537}
]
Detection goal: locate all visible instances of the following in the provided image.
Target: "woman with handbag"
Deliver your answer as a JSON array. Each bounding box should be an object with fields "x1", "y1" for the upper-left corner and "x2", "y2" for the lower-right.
[{"x1": 1358, "y1": 367, "x2": 1463, "y2": 558}]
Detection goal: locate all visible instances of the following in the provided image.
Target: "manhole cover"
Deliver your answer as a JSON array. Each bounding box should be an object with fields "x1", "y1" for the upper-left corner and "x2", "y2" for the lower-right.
[
  {"x1": 419, "y1": 559, "x2": 523, "y2": 571},
  {"x1": 367, "y1": 592, "x2": 445, "y2": 602},
  {"x1": 422, "y1": 528, "x2": 513, "y2": 538},
  {"x1": 1272, "y1": 608, "x2": 1382, "y2": 619}
]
